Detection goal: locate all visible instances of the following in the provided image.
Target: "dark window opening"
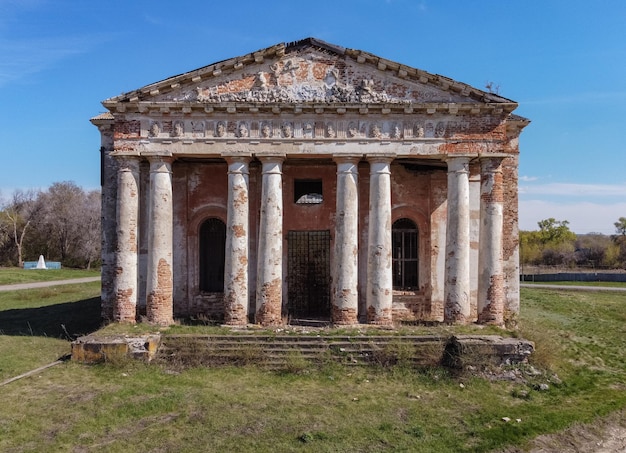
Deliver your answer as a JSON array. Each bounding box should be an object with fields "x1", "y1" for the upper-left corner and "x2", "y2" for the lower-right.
[
  {"x1": 199, "y1": 218, "x2": 226, "y2": 292},
  {"x1": 392, "y1": 218, "x2": 419, "y2": 290},
  {"x1": 294, "y1": 179, "x2": 323, "y2": 204}
]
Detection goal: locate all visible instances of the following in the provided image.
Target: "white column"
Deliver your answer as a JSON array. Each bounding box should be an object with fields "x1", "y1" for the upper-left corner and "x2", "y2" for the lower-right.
[
  {"x1": 366, "y1": 155, "x2": 394, "y2": 325},
  {"x1": 145, "y1": 155, "x2": 174, "y2": 326},
  {"x1": 223, "y1": 155, "x2": 251, "y2": 325},
  {"x1": 332, "y1": 155, "x2": 361, "y2": 325},
  {"x1": 113, "y1": 155, "x2": 140, "y2": 323},
  {"x1": 444, "y1": 156, "x2": 471, "y2": 323},
  {"x1": 255, "y1": 155, "x2": 284, "y2": 326},
  {"x1": 478, "y1": 157, "x2": 505, "y2": 325}
]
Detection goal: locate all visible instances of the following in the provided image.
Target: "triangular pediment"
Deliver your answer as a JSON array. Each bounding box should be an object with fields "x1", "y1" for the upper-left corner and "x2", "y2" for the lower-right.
[{"x1": 105, "y1": 38, "x2": 515, "y2": 108}]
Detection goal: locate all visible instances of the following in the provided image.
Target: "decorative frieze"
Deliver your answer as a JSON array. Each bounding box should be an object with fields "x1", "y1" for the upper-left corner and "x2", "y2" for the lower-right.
[{"x1": 142, "y1": 118, "x2": 470, "y2": 141}]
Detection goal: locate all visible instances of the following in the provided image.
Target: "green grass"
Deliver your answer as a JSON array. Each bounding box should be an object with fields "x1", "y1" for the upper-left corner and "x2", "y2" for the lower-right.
[
  {"x1": 0, "y1": 267, "x2": 100, "y2": 285},
  {"x1": 0, "y1": 282, "x2": 102, "y2": 381},
  {"x1": 521, "y1": 280, "x2": 626, "y2": 287},
  {"x1": 0, "y1": 285, "x2": 625, "y2": 452}
]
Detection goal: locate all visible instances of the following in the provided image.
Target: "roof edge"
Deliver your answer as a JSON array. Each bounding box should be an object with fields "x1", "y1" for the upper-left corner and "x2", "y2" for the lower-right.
[{"x1": 103, "y1": 38, "x2": 519, "y2": 108}]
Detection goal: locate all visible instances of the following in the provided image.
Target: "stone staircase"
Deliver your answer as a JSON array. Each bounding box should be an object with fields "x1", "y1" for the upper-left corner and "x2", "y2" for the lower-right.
[
  {"x1": 72, "y1": 333, "x2": 534, "y2": 370},
  {"x1": 157, "y1": 334, "x2": 446, "y2": 368}
]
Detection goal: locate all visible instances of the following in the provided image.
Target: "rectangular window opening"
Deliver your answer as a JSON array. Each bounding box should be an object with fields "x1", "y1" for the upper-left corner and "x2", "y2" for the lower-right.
[{"x1": 294, "y1": 179, "x2": 323, "y2": 204}]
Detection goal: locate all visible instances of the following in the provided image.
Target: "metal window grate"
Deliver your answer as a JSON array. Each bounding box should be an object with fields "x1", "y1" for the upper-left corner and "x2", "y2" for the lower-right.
[
  {"x1": 287, "y1": 230, "x2": 331, "y2": 318},
  {"x1": 392, "y1": 219, "x2": 419, "y2": 290}
]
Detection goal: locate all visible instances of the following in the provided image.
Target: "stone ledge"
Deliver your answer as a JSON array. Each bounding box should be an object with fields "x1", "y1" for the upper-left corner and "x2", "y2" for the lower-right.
[
  {"x1": 71, "y1": 333, "x2": 533, "y2": 369},
  {"x1": 442, "y1": 335, "x2": 535, "y2": 369},
  {"x1": 71, "y1": 335, "x2": 161, "y2": 363}
]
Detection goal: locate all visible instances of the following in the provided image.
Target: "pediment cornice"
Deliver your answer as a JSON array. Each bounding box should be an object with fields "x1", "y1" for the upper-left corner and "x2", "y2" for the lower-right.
[{"x1": 103, "y1": 38, "x2": 517, "y2": 113}]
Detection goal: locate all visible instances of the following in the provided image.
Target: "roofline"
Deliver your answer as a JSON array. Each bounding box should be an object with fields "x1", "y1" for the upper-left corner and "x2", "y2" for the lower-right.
[{"x1": 103, "y1": 38, "x2": 517, "y2": 107}]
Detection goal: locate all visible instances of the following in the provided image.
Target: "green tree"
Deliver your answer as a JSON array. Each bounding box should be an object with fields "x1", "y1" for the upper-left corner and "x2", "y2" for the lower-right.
[
  {"x1": 613, "y1": 217, "x2": 626, "y2": 267},
  {"x1": 537, "y1": 218, "x2": 576, "y2": 245},
  {"x1": 519, "y1": 230, "x2": 542, "y2": 265},
  {"x1": 614, "y1": 217, "x2": 626, "y2": 237}
]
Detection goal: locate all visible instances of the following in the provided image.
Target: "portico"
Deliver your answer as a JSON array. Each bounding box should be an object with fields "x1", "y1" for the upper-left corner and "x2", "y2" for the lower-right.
[{"x1": 92, "y1": 38, "x2": 528, "y2": 327}]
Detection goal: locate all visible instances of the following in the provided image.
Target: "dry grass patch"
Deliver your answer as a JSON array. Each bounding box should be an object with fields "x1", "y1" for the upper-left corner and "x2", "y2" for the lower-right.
[{"x1": 1, "y1": 285, "x2": 626, "y2": 452}]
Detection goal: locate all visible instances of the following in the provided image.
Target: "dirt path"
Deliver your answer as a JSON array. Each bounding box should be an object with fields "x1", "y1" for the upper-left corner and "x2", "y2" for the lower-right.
[
  {"x1": 500, "y1": 410, "x2": 626, "y2": 453},
  {"x1": 0, "y1": 277, "x2": 101, "y2": 292}
]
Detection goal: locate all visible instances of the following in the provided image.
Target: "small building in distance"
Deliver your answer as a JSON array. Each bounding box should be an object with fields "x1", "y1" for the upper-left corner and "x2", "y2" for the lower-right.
[{"x1": 91, "y1": 38, "x2": 529, "y2": 327}]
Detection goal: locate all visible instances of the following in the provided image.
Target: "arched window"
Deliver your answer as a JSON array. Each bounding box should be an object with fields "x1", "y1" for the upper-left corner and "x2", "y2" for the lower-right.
[
  {"x1": 199, "y1": 218, "x2": 226, "y2": 292},
  {"x1": 392, "y1": 218, "x2": 418, "y2": 290}
]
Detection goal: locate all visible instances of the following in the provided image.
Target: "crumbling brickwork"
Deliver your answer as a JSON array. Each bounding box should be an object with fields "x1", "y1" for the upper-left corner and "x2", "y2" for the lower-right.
[{"x1": 92, "y1": 38, "x2": 528, "y2": 327}]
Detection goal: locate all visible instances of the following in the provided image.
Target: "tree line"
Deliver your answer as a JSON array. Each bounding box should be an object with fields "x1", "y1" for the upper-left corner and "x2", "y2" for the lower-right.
[
  {"x1": 0, "y1": 182, "x2": 100, "y2": 269},
  {"x1": 520, "y1": 217, "x2": 626, "y2": 270},
  {"x1": 3, "y1": 183, "x2": 625, "y2": 272}
]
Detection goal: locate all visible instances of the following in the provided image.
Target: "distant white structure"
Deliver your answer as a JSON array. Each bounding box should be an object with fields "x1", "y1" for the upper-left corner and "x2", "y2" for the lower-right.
[{"x1": 36, "y1": 255, "x2": 47, "y2": 270}]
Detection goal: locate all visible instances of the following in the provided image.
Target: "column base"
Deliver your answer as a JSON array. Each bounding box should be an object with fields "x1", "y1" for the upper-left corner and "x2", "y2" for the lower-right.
[
  {"x1": 255, "y1": 303, "x2": 283, "y2": 326},
  {"x1": 331, "y1": 306, "x2": 358, "y2": 325},
  {"x1": 366, "y1": 306, "x2": 393, "y2": 325},
  {"x1": 224, "y1": 302, "x2": 248, "y2": 326},
  {"x1": 477, "y1": 311, "x2": 504, "y2": 327}
]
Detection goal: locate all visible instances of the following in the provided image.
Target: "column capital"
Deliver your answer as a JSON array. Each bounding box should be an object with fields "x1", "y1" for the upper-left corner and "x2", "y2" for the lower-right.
[
  {"x1": 255, "y1": 153, "x2": 285, "y2": 162},
  {"x1": 366, "y1": 153, "x2": 396, "y2": 163},
  {"x1": 333, "y1": 154, "x2": 363, "y2": 164},
  {"x1": 222, "y1": 151, "x2": 252, "y2": 160},
  {"x1": 111, "y1": 151, "x2": 140, "y2": 159},
  {"x1": 114, "y1": 155, "x2": 140, "y2": 171},
  {"x1": 479, "y1": 156, "x2": 505, "y2": 173},
  {"x1": 142, "y1": 151, "x2": 174, "y2": 164},
  {"x1": 225, "y1": 156, "x2": 251, "y2": 175},
  {"x1": 446, "y1": 156, "x2": 470, "y2": 173},
  {"x1": 257, "y1": 155, "x2": 284, "y2": 176}
]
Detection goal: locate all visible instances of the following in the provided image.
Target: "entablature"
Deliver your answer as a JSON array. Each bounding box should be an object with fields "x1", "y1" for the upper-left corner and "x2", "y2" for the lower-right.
[
  {"x1": 110, "y1": 136, "x2": 511, "y2": 162},
  {"x1": 105, "y1": 100, "x2": 517, "y2": 117}
]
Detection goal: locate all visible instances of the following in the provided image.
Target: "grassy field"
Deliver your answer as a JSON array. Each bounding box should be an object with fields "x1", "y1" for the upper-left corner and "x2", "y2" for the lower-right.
[
  {"x1": 521, "y1": 280, "x2": 626, "y2": 287},
  {"x1": 0, "y1": 267, "x2": 100, "y2": 285},
  {"x1": 0, "y1": 282, "x2": 625, "y2": 452},
  {"x1": 0, "y1": 281, "x2": 102, "y2": 381}
]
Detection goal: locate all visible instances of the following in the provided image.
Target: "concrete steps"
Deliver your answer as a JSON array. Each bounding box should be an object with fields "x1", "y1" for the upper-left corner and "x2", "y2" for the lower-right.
[
  {"x1": 156, "y1": 334, "x2": 448, "y2": 368},
  {"x1": 72, "y1": 333, "x2": 534, "y2": 370}
]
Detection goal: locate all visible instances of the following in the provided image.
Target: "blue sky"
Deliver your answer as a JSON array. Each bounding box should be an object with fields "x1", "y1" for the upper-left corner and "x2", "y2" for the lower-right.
[{"x1": 1, "y1": 0, "x2": 625, "y2": 234}]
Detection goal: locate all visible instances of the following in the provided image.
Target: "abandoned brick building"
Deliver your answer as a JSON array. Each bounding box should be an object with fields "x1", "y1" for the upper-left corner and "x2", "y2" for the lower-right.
[{"x1": 91, "y1": 38, "x2": 529, "y2": 327}]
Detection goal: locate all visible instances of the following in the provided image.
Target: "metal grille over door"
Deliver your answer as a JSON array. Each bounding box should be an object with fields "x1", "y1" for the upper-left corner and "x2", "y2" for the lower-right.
[
  {"x1": 392, "y1": 218, "x2": 418, "y2": 289},
  {"x1": 287, "y1": 230, "x2": 331, "y2": 318}
]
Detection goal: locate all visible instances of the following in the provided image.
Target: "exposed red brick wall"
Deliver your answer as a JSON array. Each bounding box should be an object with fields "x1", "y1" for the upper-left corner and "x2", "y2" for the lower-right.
[{"x1": 114, "y1": 120, "x2": 140, "y2": 139}]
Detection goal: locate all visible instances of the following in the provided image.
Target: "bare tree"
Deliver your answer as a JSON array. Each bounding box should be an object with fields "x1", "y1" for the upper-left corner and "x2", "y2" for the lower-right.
[
  {"x1": 38, "y1": 182, "x2": 85, "y2": 264},
  {"x1": 78, "y1": 189, "x2": 101, "y2": 269},
  {"x1": 1, "y1": 190, "x2": 40, "y2": 267},
  {"x1": 35, "y1": 182, "x2": 101, "y2": 268}
]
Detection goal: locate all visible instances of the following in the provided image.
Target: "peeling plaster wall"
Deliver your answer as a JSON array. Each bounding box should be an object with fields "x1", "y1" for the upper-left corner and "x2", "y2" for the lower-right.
[
  {"x1": 181, "y1": 161, "x2": 228, "y2": 318},
  {"x1": 172, "y1": 162, "x2": 188, "y2": 317},
  {"x1": 389, "y1": 162, "x2": 438, "y2": 321},
  {"x1": 99, "y1": 129, "x2": 117, "y2": 321},
  {"x1": 502, "y1": 154, "x2": 520, "y2": 325},
  {"x1": 94, "y1": 40, "x2": 528, "y2": 327}
]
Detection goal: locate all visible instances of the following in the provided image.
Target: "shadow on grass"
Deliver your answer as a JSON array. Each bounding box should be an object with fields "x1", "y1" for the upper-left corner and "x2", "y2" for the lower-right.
[{"x1": 0, "y1": 297, "x2": 102, "y2": 340}]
